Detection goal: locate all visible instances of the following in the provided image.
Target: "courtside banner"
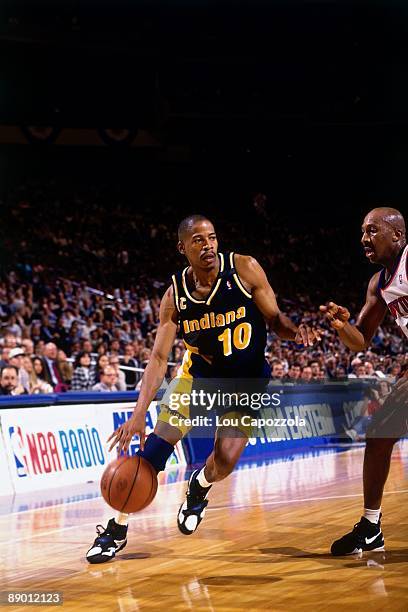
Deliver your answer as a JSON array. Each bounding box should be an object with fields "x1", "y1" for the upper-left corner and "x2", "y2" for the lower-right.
[
  {"x1": 1, "y1": 403, "x2": 107, "y2": 493},
  {"x1": 0, "y1": 399, "x2": 186, "y2": 494},
  {"x1": 0, "y1": 420, "x2": 14, "y2": 495}
]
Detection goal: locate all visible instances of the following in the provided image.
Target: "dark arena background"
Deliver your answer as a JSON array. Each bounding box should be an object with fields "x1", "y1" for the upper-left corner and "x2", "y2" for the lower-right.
[{"x1": 0, "y1": 1, "x2": 407, "y2": 610}]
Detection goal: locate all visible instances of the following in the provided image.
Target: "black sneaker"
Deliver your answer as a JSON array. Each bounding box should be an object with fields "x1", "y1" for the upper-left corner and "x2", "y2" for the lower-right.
[
  {"x1": 331, "y1": 515, "x2": 385, "y2": 556},
  {"x1": 86, "y1": 518, "x2": 128, "y2": 564},
  {"x1": 177, "y1": 469, "x2": 212, "y2": 535}
]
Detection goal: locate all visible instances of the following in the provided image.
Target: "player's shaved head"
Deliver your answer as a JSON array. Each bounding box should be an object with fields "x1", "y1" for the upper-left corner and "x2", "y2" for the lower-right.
[
  {"x1": 178, "y1": 214, "x2": 212, "y2": 241},
  {"x1": 362, "y1": 206, "x2": 406, "y2": 266},
  {"x1": 365, "y1": 207, "x2": 406, "y2": 239}
]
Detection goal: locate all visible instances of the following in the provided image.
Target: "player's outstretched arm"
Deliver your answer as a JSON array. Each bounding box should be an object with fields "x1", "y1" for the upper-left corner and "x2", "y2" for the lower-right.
[
  {"x1": 235, "y1": 254, "x2": 319, "y2": 346},
  {"x1": 320, "y1": 272, "x2": 387, "y2": 351},
  {"x1": 108, "y1": 286, "x2": 178, "y2": 453}
]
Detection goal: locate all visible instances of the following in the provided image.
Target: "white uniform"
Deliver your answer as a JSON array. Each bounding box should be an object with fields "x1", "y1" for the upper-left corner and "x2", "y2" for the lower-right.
[{"x1": 379, "y1": 244, "x2": 408, "y2": 339}]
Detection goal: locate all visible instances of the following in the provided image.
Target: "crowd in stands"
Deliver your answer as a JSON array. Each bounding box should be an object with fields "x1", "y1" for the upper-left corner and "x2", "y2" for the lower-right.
[
  {"x1": 0, "y1": 267, "x2": 406, "y2": 397},
  {"x1": 0, "y1": 179, "x2": 406, "y2": 396}
]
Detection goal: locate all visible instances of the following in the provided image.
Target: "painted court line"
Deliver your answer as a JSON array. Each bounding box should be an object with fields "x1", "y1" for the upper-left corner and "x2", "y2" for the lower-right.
[{"x1": 209, "y1": 489, "x2": 408, "y2": 512}]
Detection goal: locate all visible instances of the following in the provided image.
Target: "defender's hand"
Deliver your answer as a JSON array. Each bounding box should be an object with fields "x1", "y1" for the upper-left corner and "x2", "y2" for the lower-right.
[
  {"x1": 294, "y1": 324, "x2": 321, "y2": 347},
  {"x1": 107, "y1": 411, "x2": 147, "y2": 454},
  {"x1": 320, "y1": 302, "x2": 350, "y2": 330}
]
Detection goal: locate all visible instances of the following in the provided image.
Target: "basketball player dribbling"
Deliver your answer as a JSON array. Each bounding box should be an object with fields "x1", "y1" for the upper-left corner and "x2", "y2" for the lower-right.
[
  {"x1": 320, "y1": 207, "x2": 408, "y2": 555},
  {"x1": 86, "y1": 214, "x2": 320, "y2": 563}
]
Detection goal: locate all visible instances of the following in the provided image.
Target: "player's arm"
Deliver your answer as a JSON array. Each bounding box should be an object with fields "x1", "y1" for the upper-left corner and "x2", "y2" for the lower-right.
[
  {"x1": 108, "y1": 286, "x2": 178, "y2": 453},
  {"x1": 235, "y1": 254, "x2": 318, "y2": 346},
  {"x1": 320, "y1": 271, "x2": 387, "y2": 351}
]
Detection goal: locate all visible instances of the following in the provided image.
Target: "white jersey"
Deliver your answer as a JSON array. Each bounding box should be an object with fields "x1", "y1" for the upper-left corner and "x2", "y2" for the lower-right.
[{"x1": 379, "y1": 244, "x2": 408, "y2": 339}]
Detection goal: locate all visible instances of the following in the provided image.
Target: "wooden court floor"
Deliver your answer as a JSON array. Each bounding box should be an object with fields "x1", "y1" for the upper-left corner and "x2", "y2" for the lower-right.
[{"x1": 0, "y1": 442, "x2": 407, "y2": 611}]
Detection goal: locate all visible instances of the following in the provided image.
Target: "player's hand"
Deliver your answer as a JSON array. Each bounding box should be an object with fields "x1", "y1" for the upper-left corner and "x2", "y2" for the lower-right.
[
  {"x1": 107, "y1": 410, "x2": 147, "y2": 454},
  {"x1": 319, "y1": 302, "x2": 350, "y2": 330},
  {"x1": 294, "y1": 324, "x2": 321, "y2": 346}
]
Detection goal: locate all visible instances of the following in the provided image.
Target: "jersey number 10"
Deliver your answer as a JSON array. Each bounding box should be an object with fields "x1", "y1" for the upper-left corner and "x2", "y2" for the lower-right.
[{"x1": 217, "y1": 323, "x2": 252, "y2": 356}]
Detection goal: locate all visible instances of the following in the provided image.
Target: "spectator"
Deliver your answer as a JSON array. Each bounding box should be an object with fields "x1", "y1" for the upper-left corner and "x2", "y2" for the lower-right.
[
  {"x1": 388, "y1": 364, "x2": 401, "y2": 383},
  {"x1": 122, "y1": 343, "x2": 139, "y2": 390},
  {"x1": 110, "y1": 339, "x2": 121, "y2": 355},
  {"x1": 57, "y1": 350, "x2": 73, "y2": 385},
  {"x1": 285, "y1": 362, "x2": 301, "y2": 382},
  {"x1": 71, "y1": 351, "x2": 95, "y2": 391},
  {"x1": 335, "y1": 365, "x2": 347, "y2": 379},
  {"x1": 22, "y1": 339, "x2": 34, "y2": 357},
  {"x1": 0, "y1": 365, "x2": 26, "y2": 396},
  {"x1": 139, "y1": 348, "x2": 151, "y2": 369},
  {"x1": 92, "y1": 365, "x2": 117, "y2": 392},
  {"x1": 97, "y1": 343, "x2": 108, "y2": 356},
  {"x1": 3, "y1": 333, "x2": 17, "y2": 349},
  {"x1": 301, "y1": 366, "x2": 313, "y2": 383},
  {"x1": 325, "y1": 357, "x2": 337, "y2": 379},
  {"x1": 23, "y1": 356, "x2": 53, "y2": 394},
  {"x1": 309, "y1": 360, "x2": 321, "y2": 381},
  {"x1": 349, "y1": 364, "x2": 366, "y2": 379},
  {"x1": 41, "y1": 342, "x2": 69, "y2": 392},
  {"x1": 35, "y1": 340, "x2": 45, "y2": 357},
  {"x1": 109, "y1": 356, "x2": 126, "y2": 391},
  {"x1": 0, "y1": 347, "x2": 10, "y2": 369},
  {"x1": 348, "y1": 357, "x2": 363, "y2": 378},
  {"x1": 9, "y1": 347, "x2": 30, "y2": 392},
  {"x1": 92, "y1": 353, "x2": 109, "y2": 384},
  {"x1": 364, "y1": 361, "x2": 376, "y2": 377},
  {"x1": 82, "y1": 339, "x2": 93, "y2": 354},
  {"x1": 270, "y1": 360, "x2": 284, "y2": 381}
]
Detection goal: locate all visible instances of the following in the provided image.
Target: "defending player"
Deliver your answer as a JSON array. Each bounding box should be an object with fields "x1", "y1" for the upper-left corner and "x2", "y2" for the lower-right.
[
  {"x1": 320, "y1": 207, "x2": 407, "y2": 555},
  {"x1": 86, "y1": 214, "x2": 320, "y2": 563}
]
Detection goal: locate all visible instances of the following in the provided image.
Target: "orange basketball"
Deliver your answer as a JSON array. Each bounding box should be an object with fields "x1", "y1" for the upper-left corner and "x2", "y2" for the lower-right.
[{"x1": 100, "y1": 455, "x2": 158, "y2": 513}]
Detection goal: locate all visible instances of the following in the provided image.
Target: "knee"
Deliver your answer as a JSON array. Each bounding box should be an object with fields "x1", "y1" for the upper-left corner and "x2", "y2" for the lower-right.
[{"x1": 155, "y1": 421, "x2": 183, "y2": 446}]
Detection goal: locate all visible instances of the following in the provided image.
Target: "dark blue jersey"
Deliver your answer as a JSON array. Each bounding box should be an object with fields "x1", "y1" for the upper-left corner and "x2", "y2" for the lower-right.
[{"x1": 172, "y1": 252, "x2": 269, "y2": 378}]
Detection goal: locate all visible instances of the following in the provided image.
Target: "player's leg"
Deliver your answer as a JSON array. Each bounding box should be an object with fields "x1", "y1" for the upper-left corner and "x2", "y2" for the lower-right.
[
  {"x1": 86, "y1": 420, "x2": 183, "y2": 563},
  {"x1": 363, "y1": 437, "x2": 396, "y2": 509},
  {"x1": 331, "y1": 383, "x2": 406, "y2": 555},
  {"x1": 87, "y1": 373, "x2": 194, "y2": 563},
  {"x1": 203, "y1": 426, "x2": 248, "y2": 481},
  {"x1": 331, "y1": 437, "x2": 396, "y2": 556},
  {"x1": 177, "y1": 424, "x2": 248, "y2": 535}
]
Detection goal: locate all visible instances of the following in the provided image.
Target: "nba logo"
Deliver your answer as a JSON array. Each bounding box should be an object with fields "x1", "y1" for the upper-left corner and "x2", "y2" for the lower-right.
[
  {"x1": 8, "y1": 426, "x2": 28, "y2": 478},
  {"x1": 226, "y1": 281, "x2": 232, "y2": 290},
  {"x1": 399, "y1": 274, "x2": 403, "y2": 284}
]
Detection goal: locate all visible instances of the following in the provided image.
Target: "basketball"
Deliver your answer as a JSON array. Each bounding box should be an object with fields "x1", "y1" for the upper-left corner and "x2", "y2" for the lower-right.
[{"x1": 100, "y1": 455, "x2": 158, "y2": 513}]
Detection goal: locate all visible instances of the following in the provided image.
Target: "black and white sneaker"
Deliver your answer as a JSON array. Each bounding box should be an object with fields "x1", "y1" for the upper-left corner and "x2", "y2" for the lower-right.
[
  {"x1": 331, "y1": 515, "x2": 384, "y2": 556},
  {"x1": 177, "y1": 469, "x2": 212, "y2": 536},
  {"x1": 86, "y1": 518, "x2": 128, "y2": 564}
]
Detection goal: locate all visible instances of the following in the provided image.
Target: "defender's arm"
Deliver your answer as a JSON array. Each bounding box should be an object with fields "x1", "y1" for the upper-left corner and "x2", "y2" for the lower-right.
[{"x1": 320, "y1": 272, "x2": 387, "y2": 351}]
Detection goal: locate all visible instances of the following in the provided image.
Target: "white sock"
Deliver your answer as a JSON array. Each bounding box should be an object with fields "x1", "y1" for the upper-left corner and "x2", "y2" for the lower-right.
[
  {"x1": 364, "y1": 508, "x2": 381, "y2": 524},
  {"x1": 116, "y1": 512, "x2": 129, "y2": 526},
  {"x1": 197, "y1": 467, "x2": 212, "y2": 488}
]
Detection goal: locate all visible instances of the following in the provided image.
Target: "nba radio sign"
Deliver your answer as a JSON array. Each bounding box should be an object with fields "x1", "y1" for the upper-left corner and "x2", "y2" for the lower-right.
[
  {"x1": 1, "y1": 405, "x2": 108, "y2": 492},
  {"x1": 1, "y1": 399, "x2": 187, "y2": 494},
  {"x1": 7, "y1": 424, "x2": 105, "y2": 479}
]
